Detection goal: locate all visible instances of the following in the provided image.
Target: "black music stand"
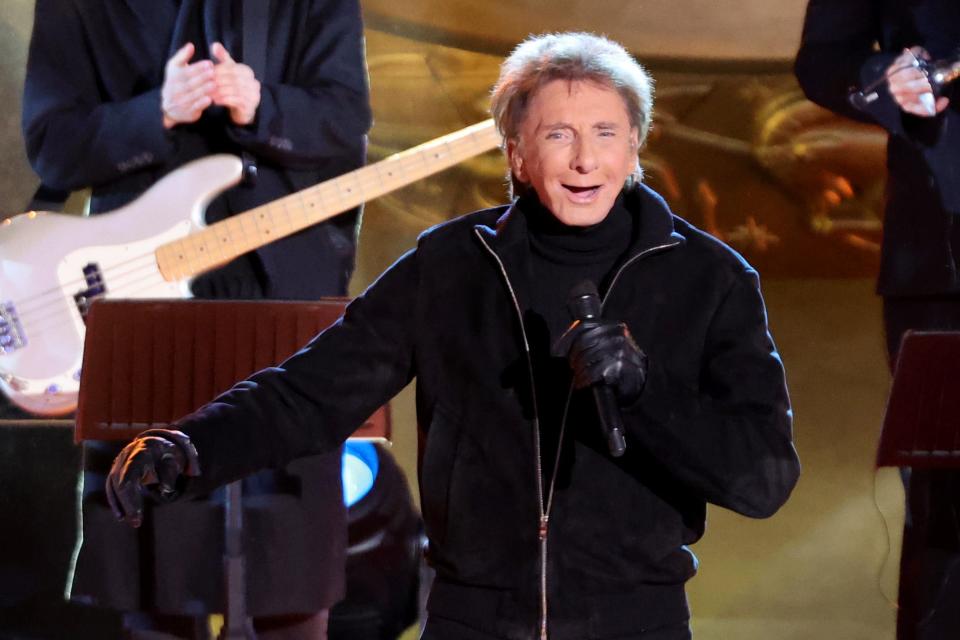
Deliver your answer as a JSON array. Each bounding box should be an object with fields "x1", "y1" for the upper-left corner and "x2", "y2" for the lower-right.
[
  {"x1": 877, "y1": 331, "x2": 960, "y2": 468},
  {"x1": 75, "y1": 299, "x2": 390, "y2": 640}
]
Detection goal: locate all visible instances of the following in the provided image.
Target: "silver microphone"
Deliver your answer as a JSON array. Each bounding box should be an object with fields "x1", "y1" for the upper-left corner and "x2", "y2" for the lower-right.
[
  {"x1": 927, "y1": 57, "x2": 960, "y2": 93},
  {"x1": 849, "y1": 53, "x2": 960, "y2": 111}
]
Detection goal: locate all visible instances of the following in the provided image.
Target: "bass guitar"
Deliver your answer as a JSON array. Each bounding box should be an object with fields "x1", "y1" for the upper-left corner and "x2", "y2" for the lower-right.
[{"x1": 0, "y1": 119, "x2": 499, "y2": 415}]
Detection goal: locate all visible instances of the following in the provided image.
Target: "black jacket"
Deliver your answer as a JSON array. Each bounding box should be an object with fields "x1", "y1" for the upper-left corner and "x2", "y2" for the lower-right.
[
  {"x1": 795, "y1": 0, "x2": 960, "y2": 296},
  {"x1": 180, "y1": 185, "x2": 800, "y2": 638}
]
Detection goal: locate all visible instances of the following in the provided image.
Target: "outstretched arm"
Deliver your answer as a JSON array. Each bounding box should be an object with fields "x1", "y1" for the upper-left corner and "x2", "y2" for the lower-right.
[{"x1": 106, "y1": 250, "x2": 420, "y2": 525}]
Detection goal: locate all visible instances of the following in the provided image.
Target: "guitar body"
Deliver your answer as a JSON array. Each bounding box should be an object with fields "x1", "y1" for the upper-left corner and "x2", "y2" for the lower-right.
[{"x1": 0, "y1": 155, "x2": 243, "y2": 415}]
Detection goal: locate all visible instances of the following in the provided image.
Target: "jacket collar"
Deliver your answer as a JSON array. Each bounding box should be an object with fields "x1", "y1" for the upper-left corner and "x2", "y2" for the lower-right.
[
  {"x1": 473, "y1": 198, "x2": 536, "y2": 312},
  {"x1": 621, "y1": 183, "x2": 685, "y2": 259},
  {"x1": 472, "y1": 184, "x2": 685, "y2": 308}
]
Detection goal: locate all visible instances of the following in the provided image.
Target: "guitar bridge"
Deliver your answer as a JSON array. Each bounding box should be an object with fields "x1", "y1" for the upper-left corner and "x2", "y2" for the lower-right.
[
  {"x1": 0, "y1": 301, "x2": 26, "y2": 353},
  {"x1": 73, "y1": 262, "x2": 108, "y2": 321}
]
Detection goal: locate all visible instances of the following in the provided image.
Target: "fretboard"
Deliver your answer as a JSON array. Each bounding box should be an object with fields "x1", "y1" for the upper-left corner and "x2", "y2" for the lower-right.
[{"x1": 156, "y1": 119, "x2": 500, "y2": 281}]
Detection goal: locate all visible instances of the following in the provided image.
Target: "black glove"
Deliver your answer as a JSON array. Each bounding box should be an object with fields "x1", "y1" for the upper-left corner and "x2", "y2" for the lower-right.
[
  {"x1": 553, "y1": 320, "x2": 648, "y2": 405},
  {"x1": 105, "y1": 429, "x2": 201, "y2": 528}
]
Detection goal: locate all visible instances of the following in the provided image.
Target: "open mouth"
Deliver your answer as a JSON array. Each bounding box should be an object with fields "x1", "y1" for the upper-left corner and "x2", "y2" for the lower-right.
[{"x1": 563, "y1": 184, "x2": 601, "y2": 200}]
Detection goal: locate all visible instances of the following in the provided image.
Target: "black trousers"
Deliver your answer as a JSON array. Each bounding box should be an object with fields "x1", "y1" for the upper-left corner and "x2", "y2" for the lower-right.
[{"x1": 884, "y1": 296, "x2": 960, "y2": 640}]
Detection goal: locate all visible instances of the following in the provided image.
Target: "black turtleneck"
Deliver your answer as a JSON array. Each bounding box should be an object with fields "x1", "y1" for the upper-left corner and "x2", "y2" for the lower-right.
[
  {"x1": 518, "y1": 191, "x2": 638, "y2": 490},
  {"x1": 522, "y1": 191, "x2": 636, "y2": 339}
]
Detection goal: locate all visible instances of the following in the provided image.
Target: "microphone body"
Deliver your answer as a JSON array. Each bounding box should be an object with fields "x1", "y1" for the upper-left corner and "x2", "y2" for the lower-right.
[
  {"x1": 850, "y1": 54, "x2": 960, "y2": 111},
  {"x1": 567, "y1": 281, "x2": 627, "y2": 458}
]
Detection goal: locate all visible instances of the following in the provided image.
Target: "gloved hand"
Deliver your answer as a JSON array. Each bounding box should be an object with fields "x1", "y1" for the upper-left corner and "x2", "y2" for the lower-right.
[
  {"x1": 105, "y1": 429, "x2": 201, "y2": 528},
  {"x1": 553, "y1": 320, "x2": 648, "y2": 405}
]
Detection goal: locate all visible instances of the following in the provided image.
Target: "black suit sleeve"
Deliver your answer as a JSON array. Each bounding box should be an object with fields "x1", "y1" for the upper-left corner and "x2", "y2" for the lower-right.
[
  {"x1": 21, "y1": 0, "x2": 175, "y2": 191},
  {"x1": 226, "y1": 0, "x2": 372, "y2": 169},
  {"x1": 795, "y1": 0, "x2": 916, "y2": 136}
]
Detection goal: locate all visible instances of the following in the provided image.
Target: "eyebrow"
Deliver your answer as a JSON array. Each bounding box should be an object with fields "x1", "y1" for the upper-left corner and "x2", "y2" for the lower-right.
[{"x1": 538, "y1": 121, "x2": 623, "y2": 132}]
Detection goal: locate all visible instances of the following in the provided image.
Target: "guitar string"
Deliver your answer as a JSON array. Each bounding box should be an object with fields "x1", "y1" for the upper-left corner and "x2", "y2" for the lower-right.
[
  {"x1": 8, "y1": 125, "x2": 496, "y2": 316},
  {"x1": 17, "y1": 272, "x2": 169, "y2": 344},
  {"x1": 12, "y1": 256, "x2": 164, "y2": 340},
  {"x1": 13, "y1": 165, "x2": 373, "y2": 313},
  {"x1": 13, "y1": 252, "x2": 161, "y2": 317},
  {"x1": 8, "y1": 132, "x2": 478, "y2": 313},
  {"x1": 4, "y1": 134, "x2": 496, "y2": 345},
  {"x1": 10, "y1": 149, "x2": 413, "y2": 315}
]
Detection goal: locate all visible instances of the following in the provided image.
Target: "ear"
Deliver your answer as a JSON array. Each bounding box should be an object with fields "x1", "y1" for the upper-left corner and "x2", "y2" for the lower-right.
[
  {"x1": 506, "y1": 138, "x2": 527, "y2": 183},
  {"x1": 629, "y1": 127, "x2": 639, "y2": 152}
]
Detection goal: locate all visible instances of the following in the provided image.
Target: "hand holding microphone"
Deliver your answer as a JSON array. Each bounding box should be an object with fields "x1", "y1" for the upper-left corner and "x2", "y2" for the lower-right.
[
  {"x1": 553, "y1": 281, "x2": 648, "y2": 458},
  {"x1": 851, "y1": 46, "x2": 957, "y2": 116}
]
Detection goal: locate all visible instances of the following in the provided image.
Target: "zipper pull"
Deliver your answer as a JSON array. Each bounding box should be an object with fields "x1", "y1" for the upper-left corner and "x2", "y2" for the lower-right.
[{"x1": 538, "y1": 514, "x2": 549, "y2": 541}]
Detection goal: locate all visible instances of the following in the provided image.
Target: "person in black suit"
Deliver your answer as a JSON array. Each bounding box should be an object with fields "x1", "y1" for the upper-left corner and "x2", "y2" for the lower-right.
[
  {"x1": 22, "y1": 1, "x2": 372, "y2": 638},
  {"x1": 796, "y1": 2, "x2": 960, "y2": 638}
]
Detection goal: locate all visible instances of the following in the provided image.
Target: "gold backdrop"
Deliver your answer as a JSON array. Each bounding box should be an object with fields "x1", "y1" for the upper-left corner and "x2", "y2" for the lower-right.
[{"x1": 0, "y1": 3, "x2": 901, "y2": 639}]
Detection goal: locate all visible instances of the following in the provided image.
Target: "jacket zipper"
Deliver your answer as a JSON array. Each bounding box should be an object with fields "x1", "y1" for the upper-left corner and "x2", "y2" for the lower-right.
[
  {"x1": 476, "y1": 229, "x2": 680, "y2": 639},
  {"x1": 475, "y1": 230, "x2": 549, "y2": 639},
  {"x1": 602, "y1": 241, "x2": 681, "y2": 311}
]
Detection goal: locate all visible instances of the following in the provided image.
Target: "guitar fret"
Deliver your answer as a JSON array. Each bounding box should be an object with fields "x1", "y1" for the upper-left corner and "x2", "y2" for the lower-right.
[
  {"x1": 202, "y1": 228, "x2": 222, "y2": 267},
  {"x1": 294, "y1": 192, "x2": 311, "y2": 229},
  {"x1": 280, "y1": 200, "x2": 296, "y2": 236},
  {"x1": 241, "y1": 213, "x2": 260, "y2": 251},
  {"x1": 264, "y1": 204, "x2": 287, "y2": 239},
  {"x1": 338, "y1": 173, "x2": 355, "y2": 207},
  {"x1": 372, "y1": 162, "x2": 388, "y2": 190},
  {"x1": 274, "y1": 202, "x2": 293, "y2": 237},
  {"x1": 195, "y1": 230, "x2": 212, "y2": 271},
  {"x1": 224, "y1": 217, "x2": 243, "y2": 251},
  {"x1": 191, "y1": 232, "x2": 210, "y2": 273}
]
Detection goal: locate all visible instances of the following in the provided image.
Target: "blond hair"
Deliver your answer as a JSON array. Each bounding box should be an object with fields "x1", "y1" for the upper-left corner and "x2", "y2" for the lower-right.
[{"x1": 490, "y1": 32, "x2": 654, "y2": 196}]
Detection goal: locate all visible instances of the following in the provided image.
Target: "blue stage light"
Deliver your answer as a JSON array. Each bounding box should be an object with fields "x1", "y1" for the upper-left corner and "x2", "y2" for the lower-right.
[{"x1": 342, "y1": 441, "x2": 380, "y2": 507}]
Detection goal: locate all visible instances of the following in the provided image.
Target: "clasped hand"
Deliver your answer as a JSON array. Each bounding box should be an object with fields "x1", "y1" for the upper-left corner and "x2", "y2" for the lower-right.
[
  {"x1": 105, "y1": 429, "x2": 201, "y2": 528},
  {"x1": 161, "y1": 41, "x2": 261, "y2": 128},
  {"x1": 553, "y1": 319, "x2": 648, "y2": 404}
]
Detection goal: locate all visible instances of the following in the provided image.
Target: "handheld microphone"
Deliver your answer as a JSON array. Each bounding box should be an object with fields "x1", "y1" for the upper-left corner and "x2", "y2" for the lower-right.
[
  {"x1": 567, "y1": 280, "x2": 627, "y2": 458},
  {"x1": 850, "y1": 53, "x2": 960, "y2": 111}
]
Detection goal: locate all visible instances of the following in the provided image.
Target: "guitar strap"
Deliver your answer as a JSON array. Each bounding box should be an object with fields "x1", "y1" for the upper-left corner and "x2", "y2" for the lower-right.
[{"x1": 240, "y1": 0, "x2": 270, "y2": 185}]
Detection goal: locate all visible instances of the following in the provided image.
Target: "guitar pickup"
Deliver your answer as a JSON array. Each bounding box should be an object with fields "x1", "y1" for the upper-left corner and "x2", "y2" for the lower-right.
[
  {"x1": 74, "y1": 263, "x2": 107, "y2": 321},
  {"x1": 0, "y1": 301, "x2": 26, "y2": 353}
]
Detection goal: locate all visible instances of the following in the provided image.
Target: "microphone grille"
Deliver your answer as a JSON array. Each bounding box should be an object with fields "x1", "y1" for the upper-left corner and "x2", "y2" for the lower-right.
[
  {"x1": 569, "y1": 279, "x2": 599, "y2": 300},
  {"x1": 567, "y1": 279, "x2": 601, "y2": 320}
]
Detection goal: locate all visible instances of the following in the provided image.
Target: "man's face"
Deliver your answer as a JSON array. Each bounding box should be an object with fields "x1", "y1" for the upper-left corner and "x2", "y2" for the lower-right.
[{"x1": 508, "y1": 79, "x2": 639, "y2": 227}]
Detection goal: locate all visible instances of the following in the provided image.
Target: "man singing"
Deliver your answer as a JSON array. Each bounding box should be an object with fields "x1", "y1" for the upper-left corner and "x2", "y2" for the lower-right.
[{"x1": 107, "y1": 32, "x2": 800, "y2": 640}]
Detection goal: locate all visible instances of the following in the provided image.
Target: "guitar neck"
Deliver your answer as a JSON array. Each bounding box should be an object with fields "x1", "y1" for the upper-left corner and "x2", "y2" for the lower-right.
[{"x1": 156, "y1": 119, "x2": 500, "y2": 281}]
